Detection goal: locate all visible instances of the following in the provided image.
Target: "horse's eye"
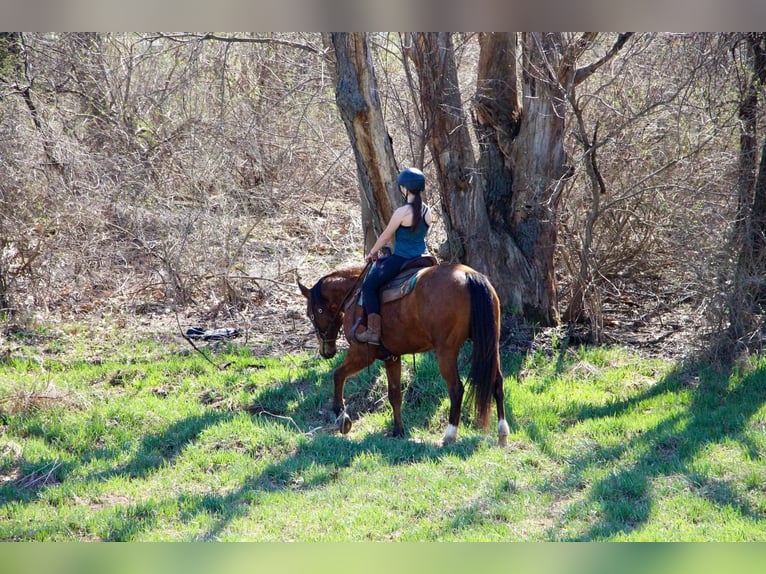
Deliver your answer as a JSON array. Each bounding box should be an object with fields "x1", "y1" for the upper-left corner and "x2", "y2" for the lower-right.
[
  {"x1": 310, "y1": 314, "x2": 315, "y2": 321},
  {"x1": 317, "y1": 308, "x2": 323, "y2": 314}
]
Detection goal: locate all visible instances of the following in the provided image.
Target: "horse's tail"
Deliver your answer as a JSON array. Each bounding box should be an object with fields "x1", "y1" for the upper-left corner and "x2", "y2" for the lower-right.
[{"x1": 465, "y1": 272, "x2": 501, "y2": 430}]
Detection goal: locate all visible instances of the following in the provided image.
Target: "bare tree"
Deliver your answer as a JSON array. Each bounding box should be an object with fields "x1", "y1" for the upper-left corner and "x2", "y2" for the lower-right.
[
  {"x1": 0, "y1": 32, "x2": 351, "y2": 320},
  {"x1": 404, "y1": 33, "x2": 632, "y2": 326},
  {"x1": 558, "y1": 34, "x2": 735, "y2": 344},
  {"x1": 323, "y1": 33, "x2": 400, "y2": 253},
  {"x1": 727, "y1": 32, "x2": 766, "y2": 353}
]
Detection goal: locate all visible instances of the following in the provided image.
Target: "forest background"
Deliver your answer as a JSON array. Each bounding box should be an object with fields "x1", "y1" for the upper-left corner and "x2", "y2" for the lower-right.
[{"x1": 1, "y1": 32, "x2": 766, "y2": 361}]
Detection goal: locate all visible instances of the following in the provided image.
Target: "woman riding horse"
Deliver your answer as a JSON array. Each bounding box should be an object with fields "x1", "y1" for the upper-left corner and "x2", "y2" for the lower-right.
[
  {"x1": 356, "y1": 167, "x2": 433, "y2": 346},
  {"x1": 299, "y1": 235, "x2": 510, "y2": 445}
]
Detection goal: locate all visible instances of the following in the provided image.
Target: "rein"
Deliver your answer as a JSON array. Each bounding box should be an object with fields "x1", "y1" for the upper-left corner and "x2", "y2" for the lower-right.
[{"x1": 310, "y1": 261, "x2": 372, "y2": 343}]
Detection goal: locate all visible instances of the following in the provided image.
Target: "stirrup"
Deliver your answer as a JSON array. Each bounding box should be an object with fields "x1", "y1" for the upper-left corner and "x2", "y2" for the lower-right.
[{"x1": 356, "y1": 328, "x2": 381, "y2": 345}]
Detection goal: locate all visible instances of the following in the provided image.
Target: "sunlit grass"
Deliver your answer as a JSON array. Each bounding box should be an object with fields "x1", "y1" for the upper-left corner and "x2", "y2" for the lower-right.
[{"x1": 1, "y1": 325, "x2": 766, "y2": 540}]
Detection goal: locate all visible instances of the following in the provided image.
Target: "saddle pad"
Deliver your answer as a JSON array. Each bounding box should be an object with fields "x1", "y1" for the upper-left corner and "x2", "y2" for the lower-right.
[
  {"x1": 379, "y1": 266, "x2": 430, "y2": 304},
  {"x1": 355, "y1": 258, "x2": 437, "y2": 308}
]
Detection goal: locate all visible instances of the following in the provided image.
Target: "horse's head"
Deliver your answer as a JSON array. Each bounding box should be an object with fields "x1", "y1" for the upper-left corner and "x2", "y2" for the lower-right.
[{"x1": 298, "y1": 277, "x2": 343, "y2": 359}]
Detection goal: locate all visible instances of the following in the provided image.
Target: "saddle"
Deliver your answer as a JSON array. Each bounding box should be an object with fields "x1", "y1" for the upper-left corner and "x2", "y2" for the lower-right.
[
  {"x1": 379, "y1": 255, "x2": 438, "y2": 304},
  {"x1": 348, "y1": 254, "x2": 438, "y2": 313}
]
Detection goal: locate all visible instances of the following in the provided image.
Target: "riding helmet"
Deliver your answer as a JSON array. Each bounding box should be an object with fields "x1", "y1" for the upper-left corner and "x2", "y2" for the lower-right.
[{"x1": 397, "y1": 167, "x2": 426, "y2": 192}]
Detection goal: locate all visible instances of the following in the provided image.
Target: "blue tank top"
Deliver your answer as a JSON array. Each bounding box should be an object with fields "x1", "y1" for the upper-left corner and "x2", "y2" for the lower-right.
[{"x1": 393, "y1": 205, "x2": 429, "y2": 259}]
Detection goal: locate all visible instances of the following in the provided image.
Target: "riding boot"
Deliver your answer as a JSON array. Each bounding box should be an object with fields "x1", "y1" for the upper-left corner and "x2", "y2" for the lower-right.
[{"x1": 356, "y1": 313, "x2": 382, "y2": 345}]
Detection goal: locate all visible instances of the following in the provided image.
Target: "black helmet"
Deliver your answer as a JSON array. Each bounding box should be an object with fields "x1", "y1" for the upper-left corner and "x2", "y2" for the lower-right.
[{"x1": 397, "y1": 167, "x2": 425, "y2": 192}]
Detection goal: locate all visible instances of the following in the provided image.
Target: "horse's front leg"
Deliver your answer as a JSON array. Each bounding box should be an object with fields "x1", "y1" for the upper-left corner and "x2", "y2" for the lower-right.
[
  {"x1": 332, "y1": 346, "x2": 374, "y2": 435},
  {"x1": 384, "y1": 357, "x2": 404, "y2": 437},
  {"x1": 332, "y1": 366, "x2": 352, "y2": 434}
]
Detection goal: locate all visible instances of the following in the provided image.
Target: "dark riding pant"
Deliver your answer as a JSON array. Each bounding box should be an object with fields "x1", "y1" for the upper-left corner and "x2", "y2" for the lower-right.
[{"x1": 362, "y1": 254, "x2": 408, "y2": 315}]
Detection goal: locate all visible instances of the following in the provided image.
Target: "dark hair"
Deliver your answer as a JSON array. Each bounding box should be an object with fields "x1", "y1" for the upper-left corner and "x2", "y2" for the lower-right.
[{"x1": 409, "y1": 190, "x2": 424, "y2": 231}]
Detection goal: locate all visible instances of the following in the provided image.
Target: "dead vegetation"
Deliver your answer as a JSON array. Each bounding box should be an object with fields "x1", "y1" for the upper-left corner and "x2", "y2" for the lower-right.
[{"x1": 0, "y1": 33, "x2": 763, "y2": 362}]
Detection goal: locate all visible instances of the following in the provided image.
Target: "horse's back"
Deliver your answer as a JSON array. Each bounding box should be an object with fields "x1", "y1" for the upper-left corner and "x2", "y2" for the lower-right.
[
  {"x1": 420, "y1": 263, "x2": 490, "y2": 292},
  {"x1": 379, "y1": 263, "x2": 486, "y2": 353}
]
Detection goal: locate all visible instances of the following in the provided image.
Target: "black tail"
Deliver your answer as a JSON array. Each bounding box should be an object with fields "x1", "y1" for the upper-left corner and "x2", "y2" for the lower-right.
[{"x1": 465, "y1": 272, "x2": 501, "y2": 429}]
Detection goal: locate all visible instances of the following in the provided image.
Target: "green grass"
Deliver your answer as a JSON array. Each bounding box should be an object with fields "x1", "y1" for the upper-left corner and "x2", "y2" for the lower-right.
[{"x1": 1, "y1": 324, "x2": 765, "y2": 541}]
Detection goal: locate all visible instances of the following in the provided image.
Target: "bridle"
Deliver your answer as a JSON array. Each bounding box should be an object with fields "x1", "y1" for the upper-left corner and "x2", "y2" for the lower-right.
[
  {"x1": 308, "y1": 262, "x2": 372, "y2": 345},
  {"x1": 308, "y1": 278, "x2": 344, "y2": 344}
]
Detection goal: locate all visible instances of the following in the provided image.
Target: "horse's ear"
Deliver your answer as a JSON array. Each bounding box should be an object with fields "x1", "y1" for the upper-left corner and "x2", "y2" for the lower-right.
[{"x1": 298, "y1": 281, "x2": 311, "y2": 299}]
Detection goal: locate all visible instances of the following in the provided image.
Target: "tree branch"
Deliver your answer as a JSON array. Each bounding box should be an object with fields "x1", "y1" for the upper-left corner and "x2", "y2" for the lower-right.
[
  {"x1": 574, "y1": 33, "x2": 634, "y2": 86},
  {"x1": 153, "y1": 33, "x2": 324, "y2": 55}
]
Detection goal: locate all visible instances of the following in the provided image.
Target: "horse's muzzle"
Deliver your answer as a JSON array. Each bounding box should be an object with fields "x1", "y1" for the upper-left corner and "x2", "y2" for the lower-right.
[{"x1": 319, "y1": 340, "x2": 337, "y2": 359}]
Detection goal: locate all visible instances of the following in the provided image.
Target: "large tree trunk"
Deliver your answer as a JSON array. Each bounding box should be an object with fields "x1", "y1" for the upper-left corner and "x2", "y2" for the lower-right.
[
  {"x1": 406, "y1": 34, "x2": 485, "y2": 261},
  {"x1": 407, "y1": 33, "x2": 528, "y2": 318},
  {"x1": 728, "y1": 33, "x2": 766, "y2": 346},
  {"x1": 504, "y1": 33, "x2": 575, "y2": 325},
  {"x1": 323, "y1": 33, "x2": 399, "y2": 252},
  {"x1": 411, "y1": 32, "x2": 567, "y2": 325},
  {"x1": 409, "y1": 33, "x2": 630, "y2": 326}
]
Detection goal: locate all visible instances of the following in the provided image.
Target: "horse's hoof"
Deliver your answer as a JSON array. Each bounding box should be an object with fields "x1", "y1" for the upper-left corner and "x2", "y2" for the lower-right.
[
  {"x1": 497, "y1": 419, "x2": 510, "y2": 447},
  {"x1": 441, "y1": 436, "x2": 457, "y2": 447},
  {"x1": 336, "y1": 413, "x2": 352, "y2": 434},
  {"x1": 441, "y1": 424, "x2": 458, "y2": 446}
]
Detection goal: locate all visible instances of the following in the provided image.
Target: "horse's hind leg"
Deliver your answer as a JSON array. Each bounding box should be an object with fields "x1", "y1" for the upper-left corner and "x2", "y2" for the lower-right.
[
  {"x1": 384, "y1": 357, "x2": 404, "y2": 437},
  {"x1": 436, "y1": 349, "x2": 463, "y2": 445},
  {"x1": 494, "y1": 372, "x2": 509, "y2": 446}
]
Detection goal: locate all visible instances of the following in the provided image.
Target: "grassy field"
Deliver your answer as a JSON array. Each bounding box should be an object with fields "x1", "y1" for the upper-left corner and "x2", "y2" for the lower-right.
[{"x1": 1, "y1": 322, "x2": 765, "y2": 541}]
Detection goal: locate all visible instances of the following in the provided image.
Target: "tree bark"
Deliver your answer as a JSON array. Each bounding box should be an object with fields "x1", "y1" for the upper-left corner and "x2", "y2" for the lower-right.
[
  {"x1": 406, "y1": 33, "x2": 482, "y2": 261},
  {"x1": 324, "y1": 33, "x2": 399, "y2": 252},
  {"x1": 729, "y1": 33, "x2": 766, "y2": 345},
  {"x1": 411, "y1": 32, "x2": 566, "y2": 324}
]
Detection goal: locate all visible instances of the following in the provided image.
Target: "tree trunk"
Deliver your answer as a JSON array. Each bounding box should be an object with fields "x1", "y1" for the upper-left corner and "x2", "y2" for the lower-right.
[
  {"x1": 729, "y1": 33, "x2": 766, "y2": 346},
  {"x1": 4, "y1": 33, "x2": 65, "y2": 177},
  {"x1": 406, "y1": 33, "x2": 483, "y2": 261},
  {"x1": 411, "y1": 32, "x2": 566, "y2": 325},
  {"x1": 323, "y1": 33, "x2": 399, "y2": 253},
  {"x1": 750, "y1": 135, "x2": 766, "y2": 288}
]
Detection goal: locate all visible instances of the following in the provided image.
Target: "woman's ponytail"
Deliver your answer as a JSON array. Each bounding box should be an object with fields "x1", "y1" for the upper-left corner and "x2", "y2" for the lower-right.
[{"x1": 410, "y1": 191, "x2": 423, "y2": 230}]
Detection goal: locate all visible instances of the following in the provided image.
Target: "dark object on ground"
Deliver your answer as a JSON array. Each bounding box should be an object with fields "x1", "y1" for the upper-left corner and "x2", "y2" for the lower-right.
[{"x1": 185, "y1": 327, "x2": 240, "y2": 341}]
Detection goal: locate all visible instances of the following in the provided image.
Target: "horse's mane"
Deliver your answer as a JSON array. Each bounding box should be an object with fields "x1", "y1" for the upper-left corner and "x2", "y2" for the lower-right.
[
  {"x1": 310, "y1": 264, "x2": 365, "y2": 306},
  {"x1": 326, "y1": 264, "x2": 365, "y2": 281}
]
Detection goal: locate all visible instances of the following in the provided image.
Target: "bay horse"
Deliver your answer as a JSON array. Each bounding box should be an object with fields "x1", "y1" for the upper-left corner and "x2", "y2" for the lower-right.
[{"x1": 298, "y1": 262, "x2": 509, "y2": 446}]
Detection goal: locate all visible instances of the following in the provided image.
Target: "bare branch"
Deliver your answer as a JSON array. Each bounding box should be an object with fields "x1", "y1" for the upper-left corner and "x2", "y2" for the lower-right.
[
  {"x1": 574, "y1": 33, "x2": 635, "y2": 86},
  {"x1": 153, "y1": 32, "x2": 325, "y2": 55}
]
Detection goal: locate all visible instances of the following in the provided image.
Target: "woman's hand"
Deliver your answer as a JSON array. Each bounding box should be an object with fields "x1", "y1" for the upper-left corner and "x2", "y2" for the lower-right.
[{"x1": 365, "y1": 251, "x2": 378, "y2": 264}]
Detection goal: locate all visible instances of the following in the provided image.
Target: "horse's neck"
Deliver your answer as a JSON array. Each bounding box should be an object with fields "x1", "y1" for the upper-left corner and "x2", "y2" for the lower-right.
[{"x1": 323, "y1": 270, "x2": 362, "y2": 307}]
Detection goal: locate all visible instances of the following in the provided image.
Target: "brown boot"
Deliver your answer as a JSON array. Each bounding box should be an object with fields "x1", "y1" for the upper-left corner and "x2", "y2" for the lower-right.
[{"x1": 356, "y1": 313, "x2": 381, "y2": 345}]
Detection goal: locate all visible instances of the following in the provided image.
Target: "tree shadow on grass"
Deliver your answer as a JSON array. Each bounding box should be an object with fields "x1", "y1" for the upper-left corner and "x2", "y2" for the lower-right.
[
  {"x1": 3, "y1": 331, "x2": 519, "y2": 540},
  {"x1": 93, "y1": 424, "x2": 485, "y2": 540},
  {"x1": 131, "y1": 345, "x2": 497, "y2": 541},
  {"x1": 0, "y1": 409, "x2": 235, "y2": 513},
  {"x1": 2, "y1": 345, "x2": 498, "y2": 540},
  {"x1": 428, "y1": 353, "x2": 766, "y2": 541},
  {"x1": 179, "y1": 430, "x2": 485, "y2": 541},
  {"x1": 556, "y1": 362, "x2": 766, "y2": 540},
  {"x1": 109, "y1": 411, "x2": 234, "y2": 480},
  {"x1": 171, "y1": 347, "x2": 524, "y2": 541}
]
